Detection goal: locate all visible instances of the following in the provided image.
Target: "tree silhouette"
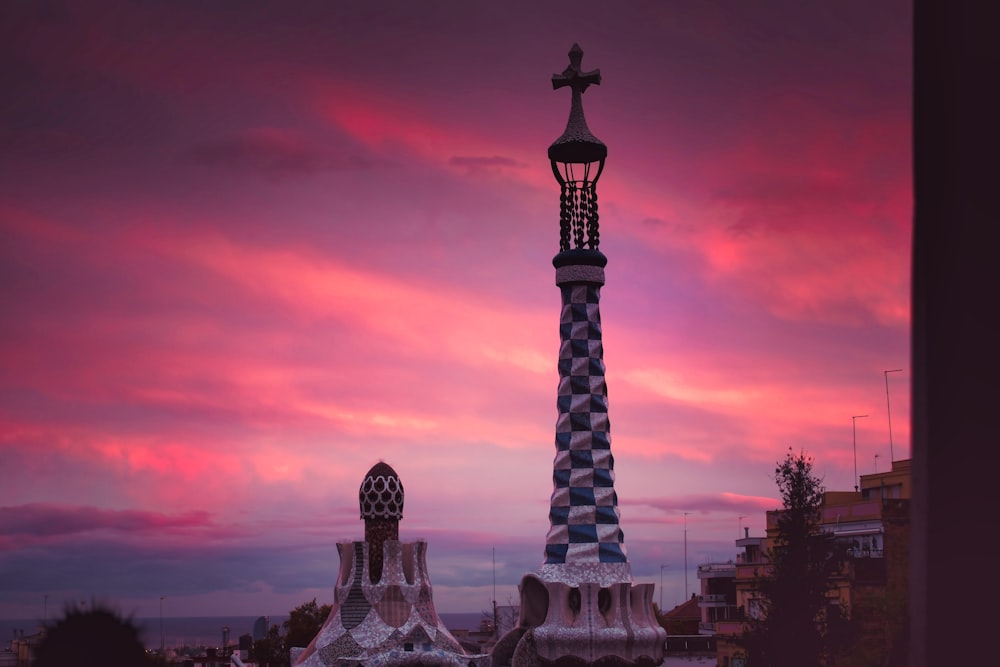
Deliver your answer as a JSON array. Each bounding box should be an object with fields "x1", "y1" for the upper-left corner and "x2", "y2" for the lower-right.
[
  {"x1": 34, "y1": 600, "x2": 155, "y2": 667},
  {"x1": 745, "y1": 449, "x2": 852, "y2": 667},
  {"x1": 285, "y1": 597, "x2": 332, "y2": 652},
  {"x1": 253, "y1": 597, "x2": 332, "y2": 667},
  {"x1": 252, "y1": 622, "x2": 286, "y2": 667}
]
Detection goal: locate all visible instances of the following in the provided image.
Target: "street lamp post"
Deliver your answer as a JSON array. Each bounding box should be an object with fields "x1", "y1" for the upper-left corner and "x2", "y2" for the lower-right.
[
  {"x1": 884, "y1": 369, "x2": 903, "y2": 462},
  {"x1": 659, "y1": 564, "x2": 667, "y2": 610},
  {"x1": 159, "y1": 595, "x2": 166, "y2": 655},
  {"x1": 852, "y1": 415, "x2": 868, "y2": 492},
  {"x1": 683, "y1": 512, "x2": 691, "y2": 601}
]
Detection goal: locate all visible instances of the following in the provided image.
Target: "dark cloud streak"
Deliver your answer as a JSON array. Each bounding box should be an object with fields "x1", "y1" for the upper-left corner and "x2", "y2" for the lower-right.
[
  {"x1": 187, "y1": 129, "x2": 377, "y2": 178},
  {"x1": 0, "y1": 504, "x2": 212, "y2": 539}
]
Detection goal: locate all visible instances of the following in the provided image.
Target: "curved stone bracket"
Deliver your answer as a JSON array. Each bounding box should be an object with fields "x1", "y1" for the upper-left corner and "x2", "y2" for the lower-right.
[{"x1": 511, "y1": 572, "x2": 665, "y2": 667}]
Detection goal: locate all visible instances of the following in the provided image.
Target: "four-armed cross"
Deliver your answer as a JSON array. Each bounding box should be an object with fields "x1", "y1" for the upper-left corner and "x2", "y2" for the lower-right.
[
  {"x1": 552, "y1": 43, "x2": 601, "y2": 94},
  {"x1": 549, "y1": 43, "x2": 606, "y2": 251}
]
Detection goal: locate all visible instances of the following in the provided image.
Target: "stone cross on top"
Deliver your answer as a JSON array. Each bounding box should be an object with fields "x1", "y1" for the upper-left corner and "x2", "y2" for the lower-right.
[
  {"x1": 548, "y1": 43, "x2": 607, "y2": 165},
  {"x1": 552, "y1": 43, "x2": 601, "y2": 94}
]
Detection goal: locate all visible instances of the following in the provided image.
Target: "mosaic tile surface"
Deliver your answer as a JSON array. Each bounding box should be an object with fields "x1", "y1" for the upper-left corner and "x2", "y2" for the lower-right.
[
  {"x1": 544, "y1": 283, "x2": 626, "y2": 567},
  {"x1": 293, "y1": 539, "x2": 488, "y2": 667},
  {"x1": 292, "y1": 462, "x2": 488, "y2": 667}
]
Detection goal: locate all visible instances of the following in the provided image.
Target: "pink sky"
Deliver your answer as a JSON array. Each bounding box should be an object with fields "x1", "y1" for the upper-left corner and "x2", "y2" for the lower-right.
[{"x1": 0, "y1": 0, "x2": 911, "y2": 620}]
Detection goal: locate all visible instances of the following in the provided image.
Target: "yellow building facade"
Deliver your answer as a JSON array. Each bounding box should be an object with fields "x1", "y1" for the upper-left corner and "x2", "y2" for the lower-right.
[{"x1": 712, "y1": 459, "x2": 911, "y2": 667}]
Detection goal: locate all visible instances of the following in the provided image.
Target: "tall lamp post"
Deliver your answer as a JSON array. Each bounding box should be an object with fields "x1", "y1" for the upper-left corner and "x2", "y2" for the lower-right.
[
  {"x1": 159, "y1": 595, "x2": 166, "y2": 655},
  {"x1": 683, "y1": 512, "x2": 690, "y2": 601},
  {"x1": 738, "y1": 515, "x2": 747, "y2": 538},
  {"x1": 883, "y1": 368, "x2": 903, "y2": 462},
  {"x1": 852, "y1": 415, "x2": 868, "y2": 491},
  {"x1": 659, "y1": 564, "x2": 668, "y2": 610}
]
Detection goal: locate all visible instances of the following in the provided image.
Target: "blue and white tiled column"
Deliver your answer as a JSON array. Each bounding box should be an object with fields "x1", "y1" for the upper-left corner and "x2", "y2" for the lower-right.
[
  {"x1": 504, "y1": 253, "x2": 664, "y2": 667},
  {"x1": 544, "y1": 274, "x2": 627, "y2": 566}
]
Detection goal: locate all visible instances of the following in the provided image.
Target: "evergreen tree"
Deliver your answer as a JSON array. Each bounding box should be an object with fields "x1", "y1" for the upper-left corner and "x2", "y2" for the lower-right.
[
  {"x1": 746, "y1": 448, "x2": 851, "y2": 667},
  {"x1": 252, "y1": 622, "x2": 286, "y2": 667},
  {"x1": 34, "y1": 600, "x2": 155, "y2": 667},
  {"x1": 252, "y1": 597, "x2": 332, "y2": 667},
  {"x1": 284, "y1": 597, "x2": 332, "y2": 651}
]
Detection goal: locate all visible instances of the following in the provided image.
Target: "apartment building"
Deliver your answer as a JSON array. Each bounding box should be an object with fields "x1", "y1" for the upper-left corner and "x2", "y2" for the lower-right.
[{"x1": 708, "y1": 459, "x2": 911, "y2": 667}]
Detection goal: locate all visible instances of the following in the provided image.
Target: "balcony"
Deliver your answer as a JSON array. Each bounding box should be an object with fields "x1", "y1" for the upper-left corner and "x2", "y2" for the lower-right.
[
  {"x1": 698, "y1": 593, "x2": 730, "y2": 607},
  {"x1": 697, "y1": 562, "x2": 736, "y2": 579},
  {"x1": 699, "y1": 621, "x2": 717, "y2": 635},
  {"x1": 736, "y1": 563, "x2": 770, "y2": 580},
  {"x1": 846, "y1": 547, "x2": 883, "y2": 559},
  {"x1": 735, "y1": 552, "x2": 763, "y2": 565}
]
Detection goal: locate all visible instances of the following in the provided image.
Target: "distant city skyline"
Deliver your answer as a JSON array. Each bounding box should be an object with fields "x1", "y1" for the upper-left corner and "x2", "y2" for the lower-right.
[{"x1": 0, "y1": 0, "x2": 911, "y2": 619}]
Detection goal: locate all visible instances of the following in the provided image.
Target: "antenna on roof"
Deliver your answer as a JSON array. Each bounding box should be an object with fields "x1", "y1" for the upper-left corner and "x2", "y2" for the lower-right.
[{"x1": 852, "y1": 415, "x2": 868, "y2": 491}]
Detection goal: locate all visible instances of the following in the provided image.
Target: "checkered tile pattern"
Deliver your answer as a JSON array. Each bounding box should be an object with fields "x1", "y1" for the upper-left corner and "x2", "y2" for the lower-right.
[{"x1": 544, "y1": 283, "x2": 627, "y2": 564}]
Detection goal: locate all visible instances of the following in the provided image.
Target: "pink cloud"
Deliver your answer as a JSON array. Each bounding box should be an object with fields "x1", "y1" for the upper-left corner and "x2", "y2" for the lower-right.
[
  {"x1": 0, "y1": 0, "x2": 911, "y2": 619},
  {"x1": 602, "y1": 88, "x2": 911, "y2": 329},
  {"x1": 633, "y1": 492, "x2": 781, "y2": 518}
]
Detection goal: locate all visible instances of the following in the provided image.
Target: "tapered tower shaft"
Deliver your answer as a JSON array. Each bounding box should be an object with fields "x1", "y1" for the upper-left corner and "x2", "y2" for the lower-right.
[{"x1": 544, "y1": 271, "x2": 626, "y2": 565}]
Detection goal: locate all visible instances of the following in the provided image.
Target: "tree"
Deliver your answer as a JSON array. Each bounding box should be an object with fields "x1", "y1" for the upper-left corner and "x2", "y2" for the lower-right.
[
  {"x1": 253, "y1": 622, "x2": 286, "y2": 667},
  {"x1": 34, "y1": 600, "x2": 156, "y2": 667},
  {"x1": 252, "y1": 597, "x2": 332, "y2": 667},
  {"x1": 285, "y1": 597, "x2": 332, "y2": 651},
  {"x1": 746, "y1": 448, "x2": 852, "y2": 667}
]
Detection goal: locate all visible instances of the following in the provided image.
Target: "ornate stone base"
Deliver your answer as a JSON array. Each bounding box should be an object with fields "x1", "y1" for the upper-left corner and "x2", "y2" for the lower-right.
[
  {"x1": 293, "y1": 539, "x2": 489, "y2": 667},
  {"x1": 496, "y1": 566, "x2": 665, "y2": 667}
]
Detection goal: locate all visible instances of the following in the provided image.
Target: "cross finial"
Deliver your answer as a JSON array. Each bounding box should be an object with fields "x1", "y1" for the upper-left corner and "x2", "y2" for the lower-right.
[
  {"x1": 548, "y1": 43, "x2": 606, "y2": 251},
  {"x1": 552, "y1": 43, "x2": 602, "y2": 94},
  {"x1": 548, "y1": 43, "x2": 606, "y2": 164}
]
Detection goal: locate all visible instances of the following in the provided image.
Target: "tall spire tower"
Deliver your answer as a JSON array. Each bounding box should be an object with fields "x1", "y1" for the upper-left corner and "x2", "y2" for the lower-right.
[
  {"x1": 543, "y1": 42, "x2": 624, "y2": 574},
  {"x1": 494, "y1": 44, "x2": 666, "y2": 667}
]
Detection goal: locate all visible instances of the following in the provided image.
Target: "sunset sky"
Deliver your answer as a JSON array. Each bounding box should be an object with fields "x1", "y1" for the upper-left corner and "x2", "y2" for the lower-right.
[{"x1": 0, "y1": 0, "x2": 912, "y2": 620}]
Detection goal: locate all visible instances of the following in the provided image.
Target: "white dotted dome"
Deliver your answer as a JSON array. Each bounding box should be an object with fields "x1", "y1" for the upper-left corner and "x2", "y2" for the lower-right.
[{"x1": 359, "y1": 461, "x2": 404, "y2": 520}]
